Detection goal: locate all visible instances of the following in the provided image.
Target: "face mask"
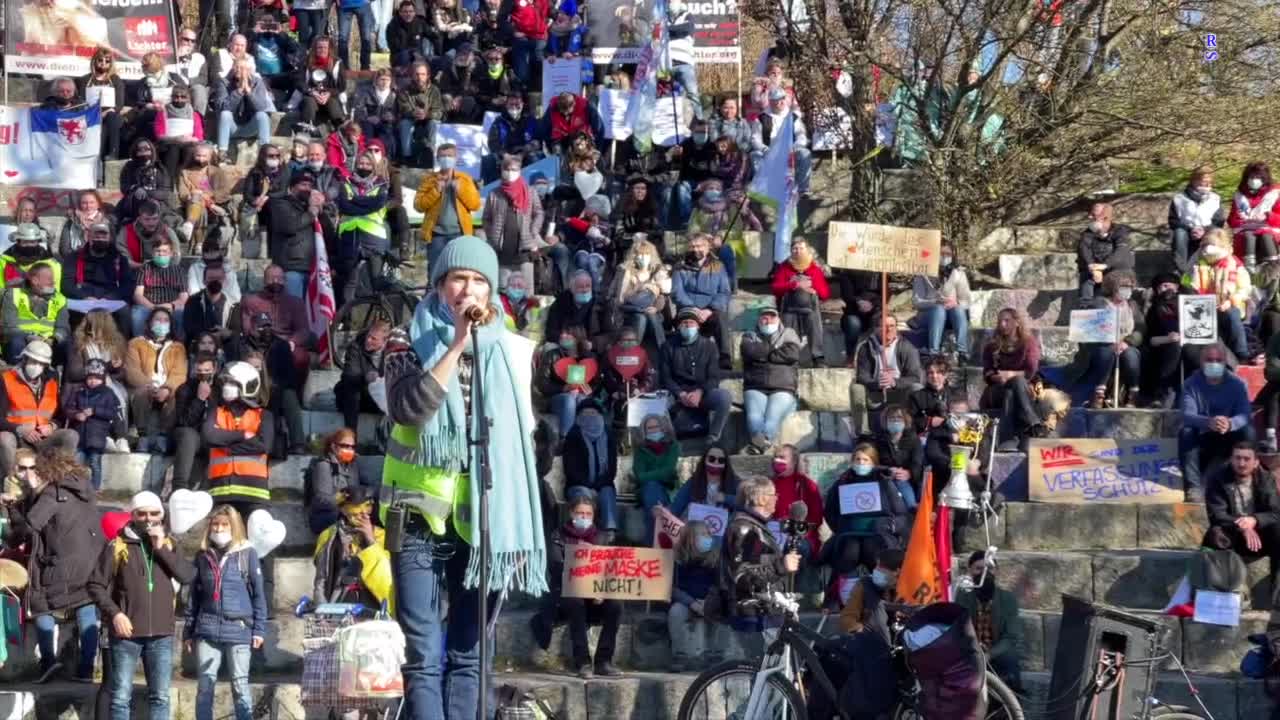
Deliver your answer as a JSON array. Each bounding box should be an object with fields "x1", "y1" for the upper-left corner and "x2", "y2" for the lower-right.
[
  {"x1": 91, "y1": 240, "x2": 111, "y2": 253},
  {"x1": 758, "y1": 322, "x2": 778, "y2": 336},
  {"x1": 210, "y1": 531, "x2": 232, "y2": 547},
  {"x1": 171, "y1": 99, "x2": 188, "y2": 108},
  {"x1": 506, "y1": 288, "x2": 526, "y2": 302},
  {"x1": 1250, "y1": 177, "x2": 1264, "y2": 191},
  {"x1": 1089, "y1": 221, "x2": 1105, "y2": 234},
  {"x1": 222, "y1": 384, "x2": 240, "y2": 401},
  {"x1": 571, "y1": 516, "x2": 593, "y2": 531},
  {"x1": 1117, "y1": 287, "x2": 1133, "y2": 301},
  {"x1": 1203, "y1": 361, "x2": 1225, "y2": 379},
  {"x1": 940, "y1": 255, "x2": 953, "y2": 267},
  {"x1": 853, "y1": 463, "x2": 873, "y2": 477},
  {"x1": 355, "y1": 168, "x2": 372, "y2": 178},
  {"x1": 680, "y1": 326, "x2": 699, "y2": 343},
  {"x1": 1202, "y1": 245, "x2": 1225, "y2": 260},
  {"x1": 695, "y1": 536, "x2": 715, "y2": 554},
  {"x1": 151, "y1": 322, "x2": 170, "y2": 338},
  {"x1": 559, "y1": 337, "x2": 576, "y2": 351},
  {"x1": 886, "y1": 420, "x2": 906, "y2": 435},
  {"x1": 438, "y1": 156, "x2": 457, "y2": 171},
  {"x1": 772, "y1": 459, "x2": 789, "y2": 475},
  {"x1": 153, "y1": 255, "x2": 172, "y2": 268},
  {"x1": 507, "y1": 107, "x2": 522, "y2": 119},
  {"x1": 1159, "y1": 288, "x2": 1177, "y2": 302},
  {"x1": 1195, "y1": 185, "x2": 1212, "y2": 195},
  {"x1": 308, "y1": 160, "x2": 324, "y2": 172},
  {"x1": 871, "y1": 568, "x2": 891, "y2": 589},
  {"x1": 22, "y1": 363, "x2": 43, "y2": 381},
  {"x1": 645, "y1": 431, "x2": 665, "y2": 443},
  {"x1": 692, "y1": 133, "x2": 708, "y2": 146},
  {"x1": 703, "y1": 191, "x2": 723, "y2": 204},
  {"x1": 336, "y1": 448, "x2": 356, "y2": 464},
  {"x1": 207, "y1": 280, "x2": 223, "y2": 296},
  {"x1": 35, "y1": 285, "x2": 55, "y2": 297},
  {"x1": 578, "y1": 414, "x2": 604, "y2": 435},
  {"x1": 636, "y1": 255, "x2": 651, "y2": 269},
  {"x1": 263, "y1": 158, "x2": 278, "y2": 170},
  {"x1": 502, "y1": 170, "x2": 520, "y2": 182},
  {"x1": 573, "y1": 291, "x2": 592, "y2": 305}
]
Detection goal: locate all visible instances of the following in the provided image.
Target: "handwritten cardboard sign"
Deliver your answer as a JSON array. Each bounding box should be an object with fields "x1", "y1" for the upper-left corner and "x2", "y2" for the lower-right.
[
  {"x1": 1068, "y1": 307, "x2": 1119, "y2": 344},
  {"x1": 563, "y1": 544, "x2": 674, "y2": 601},
  {"x1": 542, "y1": 58, "x2": 583, "y2": 104},
  {"x1": 826, "y1": 222, "x2": 942, "y2": 276},
  {"x1": 687, "y1": 503, "x2": 729, "y2": 537},
  {"x1": 1027, "y1": 438, "x2": 1182, "y2": 504},
  {"x1": 651, "y1": 97, "x2": 690, "y2": 147},
  {"x1": 652, "y1": 506, "x2": 685, "y2": 549},
  {"x1": 1179, "y1": 294, "x2": 1218, "y2": 345}
]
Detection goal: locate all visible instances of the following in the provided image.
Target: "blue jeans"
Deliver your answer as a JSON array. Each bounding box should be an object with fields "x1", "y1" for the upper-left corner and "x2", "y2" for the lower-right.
[
  {"x1": 1179, "y1": 424, "x2": 1255, "y2": 493},
  {"x1": 546, "y1": 243, "x2": 572, "y2": 292},
  {"x1": 626, "y1": 311, "x2": 665, "y2": 348},
  {"x1": 285, "y1": 270, "x2": 308, "y2": 300},
  {"x1": 77, "y1": 450, "x2": 103, "y2": 490},
  {"x1": 573, "y1": 250, "x2": 606, "y2": 290},
  {"x1": 1220, "y1": 306, "x2": 1249, "y2": 359},
  {"x1": 841, "y1": 314, "x2": 864, "y2": 357},
  {"x1": 794, "y1": 146, "x2": 812, "y2": 193},
  {"x1": 894, "y1": 479, "x2": 919, "y2": 510},
  {"x1": 670, "y1": 181, "x2": 694, "y2": 230},
  {"x1": 551, "y1": 391, "x2": 584, "y2": 436},
  {"x1": 339, "y1": 4, "x2": 376, "y2": 70},
  {"x1": 217, "y1": 110, "x2": 271, "y2": 153},
  {"x1": 428, "y1": 233, "x2": 458, "y2": 276},
  {"x1": 398, "y1": 119, "x2": 439, "y2": 162},
  {"x1": 196, "y1": 640, "x2": 251, "y2": 720},
  {"x1": 566, "y1": 484, "x2": 619, "y2": 531},
  {"x1": 34, "y1": 604, "x2": 99, "y2": 678},
  {"x1": 130, "y1": 306, "x2": 184, "y2": 340},
  {"x1": 743, "y1": 389, "x2": 797, "y2": 443},
  {"x1": 370, "y1": 0, "x2": 393, "y2": 49},
  {"x1": 511, "y1": 37, "x2": 546, "y2": 88},
  {"x1": 1171, "y1": 227, "x2": 1193, "y2": 275},
  {"x1": 925, "y1": 305, "x2": 969, "y2": 355},
  {"x1": 670, "y1": 62, "x2": 702, "y2": 119},
  {"x1": 639, "y1": 480, "x2": 670, "y2": 542},
  {"x1": 294, "y1": 9, "x2": 328, "y2": 48},
  {"x1": 392, "y1": 528, "x2": 490, "y2": 720},
  {"x1": 109, "y1": 636, "x2": 174, "y2": 720}
]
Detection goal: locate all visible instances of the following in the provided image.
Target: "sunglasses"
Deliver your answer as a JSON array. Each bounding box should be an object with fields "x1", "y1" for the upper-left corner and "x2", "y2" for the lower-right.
[
  {"x1": 15, "y1": 464, "x2": 36, "y2": 473},
  {"x1": 265, "y1": 153, "x2": 281, "y2": 159},
  {"x1": 336, "y1": 442, "x2": 356, "y2": 449},
  {"x1": 706, "y1": 456, "x2": 726, "y2": 466}
]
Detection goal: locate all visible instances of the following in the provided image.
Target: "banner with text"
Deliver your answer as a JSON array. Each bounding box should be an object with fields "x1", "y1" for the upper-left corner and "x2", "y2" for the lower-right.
[
  {"x1": 1028, "y1": 438, "x2": 1182, "y2": 504},
  {"x1": 0, "y1": 104, "x2": 101, "y2": 188},
  {"x1": 599, "y1": 88, "x2": 632, "y2": 140},
  {"x1": 5, "y1": 0, "x2": 178, "y2": 78},
  {"x1": 827, "y1": 222, "x2": 942, "y2": 276},
  {"x1": 541, "y1": 57, "x2": 584, "y2": 103},
  {"x1": 563, "y1": 545, "x2": 674, "y2": 601},
  {"x1": 586, "y1": 0, "x2": 740, "y2": 64}
]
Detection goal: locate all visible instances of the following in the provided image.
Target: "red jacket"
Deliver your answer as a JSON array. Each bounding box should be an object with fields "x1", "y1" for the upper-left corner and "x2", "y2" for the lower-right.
[
  {"x1": 771, "y1": 260, "x2": 831, "y2": 304},
  {"x1": 1228, "y1": 186, "x2": 1280, "y2": 238},
  {"x1": 325, "y1": 133, "x2": 367, "y2": 181},
  {"x1": 771, "y1": 471, "x2": 824, "y2": 556},
  {"x1": 547, "y1": 96, "x2": 592, "y2": 143},
  {"x1": 510, "y1": 0, "x2": 550, "y2": 39}
]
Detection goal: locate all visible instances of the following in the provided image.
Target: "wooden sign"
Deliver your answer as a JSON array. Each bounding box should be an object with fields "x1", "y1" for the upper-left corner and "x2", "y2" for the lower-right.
[
  {"x1": 1027, "y1": 438, "x2": 1183, "y2": 504},
  {"x1": 562, "y1": 544, "x2": 674, "y2": 601},
  {"x1": 826, "y1": 222, "x2": 942, "y2": 276}
]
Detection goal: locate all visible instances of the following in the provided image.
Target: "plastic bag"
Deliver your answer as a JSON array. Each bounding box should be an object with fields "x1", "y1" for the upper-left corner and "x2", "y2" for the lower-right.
[{"x1": 337, "y1": 619, "x2": 406, "y2": 698}]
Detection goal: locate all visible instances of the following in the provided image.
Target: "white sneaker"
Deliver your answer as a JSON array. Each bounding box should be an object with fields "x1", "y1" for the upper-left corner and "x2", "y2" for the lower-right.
[{"x1": 180, "y1": 222, "x2": 194, "y2": 241}]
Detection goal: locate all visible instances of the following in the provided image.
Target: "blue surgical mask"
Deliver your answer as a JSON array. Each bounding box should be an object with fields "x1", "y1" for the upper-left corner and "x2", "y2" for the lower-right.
[
  {"x1": 758, "y1": 322, "x2": 778, "y2": 336},
  {"x1": 645, "y1": 431, "x2": 665, "y2": 443},
  {"x1": 886, "y1": 420, "x2": 905, "y2": 435},
  {"x1": 506, "y1": 288, "x2": 526, "y2": 302},
  {"x1": 703, "y1": 191, "x2": 723, "y2": 204},
  {"x1": 695, "y1": 536, "x2": 715, "y2": 554},
  {"x1": 571, "y1": 516, "x2": 593, "y2": 531},
  {"x1": 1203, "y1": 361, "x2": 1225, "y2": 379},
  {"x1": 438, "y1": 156, "x2": 457, "y2": 170},
  {"x1": 574, "y1": 291, "x2": 592, "y2": 305},
  {"x1": 151, "y1": 322, "x2": 170, "y2": 338},
  {"x1": 578, "y1": 414, "x2": 604, "y2": 435},
  {"x1": 680, "y1": 326, "x2": 699, "y2": 343},
  {"x1": 853, "y1": 463, "x2": 873, "y2": 477},
  {"x1": 871, "y1": 568, "x2": 891, "y2": 589},
  {"x1": 559, "y1": 337, "x2": 576, "y2": 351}
]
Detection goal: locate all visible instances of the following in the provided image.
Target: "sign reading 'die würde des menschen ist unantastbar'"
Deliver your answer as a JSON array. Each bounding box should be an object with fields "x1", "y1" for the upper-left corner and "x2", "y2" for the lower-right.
[
  {"x1": 826, "y1": 222, "x2": 943, "y2": 277},
  {"x1": 1027, "y1": 438, "x2": 1183, "y2": 504}
]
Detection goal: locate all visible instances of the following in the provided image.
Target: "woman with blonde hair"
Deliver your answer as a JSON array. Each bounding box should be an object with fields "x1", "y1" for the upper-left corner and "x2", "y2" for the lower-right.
[
  {"x1": 77, "y1": 47, "x2": 126, "y2": 159},
  {"x1": 981, "y1": 308, "x2": 1046, "y2": 447},
  {"x1": 1185, "y1": 226, "x2": 1252, "y2": 360},
  {"x1": 668, "y1": 520, "x2": 727, "y2": 671},
  {"x1": 184, "y1": 505, "x2": 266, "y2": 720},
  {"x1": 612, "y1": 239, "x2": 672, "y2": 348},
  {"x1": 67, "y1": 310, "x2": 129, "y2": 446},
  {"x1": 305, "y1": 427, "x2": 366, "y2": 533}
]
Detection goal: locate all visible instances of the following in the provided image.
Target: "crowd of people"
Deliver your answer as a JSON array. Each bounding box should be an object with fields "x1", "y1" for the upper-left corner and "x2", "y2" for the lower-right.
[{"x1": 6, "y1": 0, "x2": 1280, "y2": 717}]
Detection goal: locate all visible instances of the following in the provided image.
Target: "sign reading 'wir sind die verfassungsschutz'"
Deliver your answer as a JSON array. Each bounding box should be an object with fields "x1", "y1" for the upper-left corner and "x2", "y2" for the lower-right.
[{"x1": 1027, "y1": 438, "x2": 1183, "y2": 504}]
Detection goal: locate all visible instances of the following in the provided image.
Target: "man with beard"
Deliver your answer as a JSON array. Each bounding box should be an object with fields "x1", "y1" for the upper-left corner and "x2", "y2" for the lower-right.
[
  {"x1": 268, "y1": 173, "x2": 323, "y2": 300},
  {"x1": 1140, "y1": 272, "x2": 1187, "y2": 409},
  {"x1": 61, "y1": 222, "x2": 133, "y2": 333},
  {"x1": 437, "y1": 43, "x2": 484, "y2": 124},
  {"x1": 114, "y1": 201, "x2": 180, "y2": 270},
  {"x1": 955, "y1": 551, "x2": 1023, "y2": 693},
  {"x1": 671, "y1": 233, "x2": 733, "y2": 369}
]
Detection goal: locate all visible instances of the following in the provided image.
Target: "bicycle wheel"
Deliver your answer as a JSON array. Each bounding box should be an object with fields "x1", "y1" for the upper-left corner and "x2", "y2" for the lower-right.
[
  {"x1": 678, "y1": 660, "x2": 808, "y2": 720},
  {"x1": 983, "y1": 671, "x2": 1024, "y2": 720},
  {"x1": 1146, "y1": 714, "x2": 1204, "y2": 720},
  {"x1": 331, "y1": 298, "x2": 395, "y2": 370}
]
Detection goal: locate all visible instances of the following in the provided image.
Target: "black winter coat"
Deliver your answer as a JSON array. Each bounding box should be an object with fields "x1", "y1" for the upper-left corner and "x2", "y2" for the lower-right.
[
  {"x1": 1077, "y1": 225, "x2": 1136, "y2": 275},
  {"x1": 660, "y1": 336, "x2": 722, "y2": 396},
  {"x1": 89, "y1": 529, "x2": 196, "y2": 638},
  {"x1": 719, "y1": 508, "x2": 787, "y2": 620},
  {"x1": 175, "y1": 376, "x2": 214, "y2": 430},
  {"x1": 19, "y1": 470, "x2": 101, "y2": 614},
  {"x1": 543, "y1": 294, "x2": 614, "y2": 350},
  {"x1": 1206, "y1": 465, "x2": 1280, "y2": 532},
  {"x1": 268, "y1": 195, "x2": 317, "y2": 272},
  {"x1": 64, "y1": 384, "x2": 123, "y2": 451},
  {"x1": 909, "y1": 383, "x2": 950, "y2": 434},
  {"x1": 874, "y1": 431, "x2": 925, "y2": 498},
  {"x1": 561, "y1": 425, "x2": 618, "y2": 494},
  {"x1": 741, "y1": 327, "x2": 802, "y2": 394}
]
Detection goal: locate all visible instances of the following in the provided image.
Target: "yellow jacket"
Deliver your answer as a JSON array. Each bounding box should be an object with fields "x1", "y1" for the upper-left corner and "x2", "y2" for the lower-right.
[
  {"x1": 414, "y1": 171, "x2": 480, "y2": 242},
  {"x1": 313, "y1": 525, "x2": 395, "y2": 615},
  {"x1": 1183, "y1": 252, "x2": 1253, "y2": 312}
]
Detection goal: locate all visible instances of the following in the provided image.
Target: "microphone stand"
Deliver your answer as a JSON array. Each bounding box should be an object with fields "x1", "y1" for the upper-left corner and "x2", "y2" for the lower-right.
[{"x1": 470, "y1": 325, "x2": 494, "y2": 720}]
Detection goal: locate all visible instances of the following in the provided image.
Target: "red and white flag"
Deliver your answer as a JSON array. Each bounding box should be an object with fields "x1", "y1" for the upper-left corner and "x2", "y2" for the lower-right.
[{"x1": 306, "y1": 219, "x2": 336, "y2": 365}]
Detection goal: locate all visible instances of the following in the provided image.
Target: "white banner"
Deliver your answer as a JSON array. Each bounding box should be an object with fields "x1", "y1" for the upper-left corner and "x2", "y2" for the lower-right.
[
  {"x1": 433, "y1": 123, "x2": 488, "y2": 180},
  {"x1": 0, "y1": 105, "x2": 100, "y2": 189},
  {"x1": 541, "y1": 58, "x2": 582, "y2": 103},
  {"x1": 598, "y1": 88, "x2": 632, "y2": 140},
  {"x1": 651, "y1": 98, "x2": 690, "y2": 147}
]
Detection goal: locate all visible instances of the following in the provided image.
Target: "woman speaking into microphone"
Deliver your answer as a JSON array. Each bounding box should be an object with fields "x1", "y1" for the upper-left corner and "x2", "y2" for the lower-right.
[{"x1": 377, "y1": 235, "x2": 546, "y2": 720}]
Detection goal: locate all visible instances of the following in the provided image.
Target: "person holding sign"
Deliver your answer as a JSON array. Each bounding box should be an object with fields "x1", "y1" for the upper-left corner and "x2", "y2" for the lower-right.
[
  {"x1": 1183, "y1": 227, "x2": 1252, "y2": 361},
  {"x1": 134, "y1": 53, "x2": 187, "y2": 147},
  {"x1": 77, "y1": 48, "x2": 127, "y2": 161},
  {"x1": 528, "y1": 493, "x2": 623, "y2": 679},
  {"x1": 720, "y1": 478, "x2": 802, "y2": 655},
  {"x1": 1068, "y1": 271, "x2": 1143, "y2": 409},
  {"x1": 1202, "y1": 442, "x2": 1280, "y2": 563},
  {"x1": 668, "y1": 520, "x2": 727, "y2": 672},
  {"x1": 1180, "y1": 343, "x2": 1254, "y2": 503},
  {"x1": 848, "y1": 315, "x2": 924, "y2": 438},
  {"x1": 823, "y1": 442, "x2": 909, "y2": 574},
  {"x1": 769, "y1": 445, "x2": 824, "y2": 558},
  {"x1": 158, "y1": 89, "x2": 208, "y2": 216},
  {"x1": 670, "y1": 445, "x2": 739, "y2": 518},
  {"x1": 1141, "y1": 273, "x2": 1188, "y2": 409}
]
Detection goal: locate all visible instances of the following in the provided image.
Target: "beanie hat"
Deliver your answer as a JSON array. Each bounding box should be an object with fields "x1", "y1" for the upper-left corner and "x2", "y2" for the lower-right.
[
  {"x1": 429, "y1": 234, "x2": 500, "y2": 291},
  {"x1": 129, "y1": 490, "x2": 164, "y2": 516}
]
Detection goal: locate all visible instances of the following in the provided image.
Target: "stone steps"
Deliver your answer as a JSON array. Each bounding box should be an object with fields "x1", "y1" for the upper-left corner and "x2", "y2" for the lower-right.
[{"x1": 995, "y1": 252, "x2": 1078, "y2": 291}]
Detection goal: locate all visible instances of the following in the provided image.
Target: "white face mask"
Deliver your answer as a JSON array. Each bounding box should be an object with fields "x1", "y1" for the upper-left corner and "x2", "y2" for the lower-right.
[
  {"x1": 501, "y1": 170, "x2": 520, "y2": 182},
  {"x1": 221, "y1": 384, "x2": 240, "y2": 402},
  {"x1": 265, "y1": 158, "x2": 279, "y2": 170},
  {"x1": 23, "y1": 363, "x2": 43, "y2": 381},
  {"x1": 210, "y1": 531, "x2": 232, "y2": 547},
  {"x1": 1249, "y1": 177, "x2": 1264, "y2": 191}
]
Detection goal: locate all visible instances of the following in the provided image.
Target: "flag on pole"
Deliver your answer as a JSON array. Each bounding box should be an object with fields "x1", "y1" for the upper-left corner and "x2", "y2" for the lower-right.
[
  {"x1": 935, "y1": 506, "x2": 953, "y2": 602},
  {"x1": 623, "y1": 0, "x2": 670, "y2": 150},
  {"x1": 747, "y1": 112, "x2": 798, "y2": 263},
  {"x1": 897, "y1": 470, "x2": 945, "y2": 605},
  {"x1": 306, "y1": 219, "x2": 336, "y2": 365}
]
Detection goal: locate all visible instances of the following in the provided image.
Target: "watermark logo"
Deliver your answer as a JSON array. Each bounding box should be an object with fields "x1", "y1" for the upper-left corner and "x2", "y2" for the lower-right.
[{"x1": 1204, "y1": 34, "x2": 1218, "y2": 62}]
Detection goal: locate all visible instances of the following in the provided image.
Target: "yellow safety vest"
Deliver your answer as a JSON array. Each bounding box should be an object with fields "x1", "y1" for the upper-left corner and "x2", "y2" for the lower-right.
[
  {"x1": 11, "y1": 287, "x2": 66, "y2": 339},
  {"x1": 379, "y1": 423, "x2": 472, "y2": 539}
]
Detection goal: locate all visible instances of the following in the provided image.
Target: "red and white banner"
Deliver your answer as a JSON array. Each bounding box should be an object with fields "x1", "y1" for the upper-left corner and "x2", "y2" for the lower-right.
[
  {"x1": 306, "y1": 219, "x2": 336, "y2": 366},
  {"x1": 5, "y1": 0, "x2": 178, "y2": 78}
]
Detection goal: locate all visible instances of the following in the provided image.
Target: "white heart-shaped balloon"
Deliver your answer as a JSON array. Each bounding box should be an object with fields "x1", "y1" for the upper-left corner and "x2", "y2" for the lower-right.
[
  {"x1": 168, "y1": 489, "x2": 214, "y2": 535},
  {"x1": 247, "y1": 509, "x2": 287, "y2": 558}
]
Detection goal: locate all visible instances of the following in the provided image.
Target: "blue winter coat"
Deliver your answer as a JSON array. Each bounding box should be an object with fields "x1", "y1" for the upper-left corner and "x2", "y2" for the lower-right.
[
  {"x1": 184, "y1": 543, "x2": 267, "y2": 646},
  {"x1": 672, "y1": 259, "x2": 731, "y2": 312}
]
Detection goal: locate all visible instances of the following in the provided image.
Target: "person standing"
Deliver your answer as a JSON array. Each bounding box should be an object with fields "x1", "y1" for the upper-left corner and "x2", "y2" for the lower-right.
[
  {"x1": 379, "y1": 235, "x2": 545, "y2": 719},
  {"x1": 414, "y1": 144, "x2": 481, "y2": 272},
  {"x1": 955, "y1": 551, "x2": 1023, "y2": 693}
]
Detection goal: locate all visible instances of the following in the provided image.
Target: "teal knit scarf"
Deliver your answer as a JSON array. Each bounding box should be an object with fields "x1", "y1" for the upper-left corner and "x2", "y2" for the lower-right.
[{"x1": 409, "y1": 293, "x2": 547, "y2": 595}]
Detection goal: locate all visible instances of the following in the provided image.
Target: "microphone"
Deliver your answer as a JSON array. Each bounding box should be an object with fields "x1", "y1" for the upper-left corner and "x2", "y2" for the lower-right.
[
  {"x1": 464, "y1": 304, "x2": 495, "y2": 325},
  {"x1": 781, "y1": 501, "x2": 809, "y2": 554},
  {"x1": 787, "y1": 500, "x2": 808, "y2": 524}
]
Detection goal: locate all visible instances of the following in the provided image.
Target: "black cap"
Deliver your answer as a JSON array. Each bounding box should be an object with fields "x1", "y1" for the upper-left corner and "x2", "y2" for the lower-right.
[
  {"x1": 1151, "y1": 272, "x2": 1181, "y2": 289},
  {"x1": 290, "y1": 171, "x2": 316, "y2": 187}
]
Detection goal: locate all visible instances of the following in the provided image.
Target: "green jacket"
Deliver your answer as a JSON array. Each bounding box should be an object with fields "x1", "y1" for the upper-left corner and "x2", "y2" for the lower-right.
[
  {"x1": 632, "y1": 441, "x2": 681, "y2": 494},
  {"x1": 955, "y1": 586, "x2": 1022, "y2": 662}
]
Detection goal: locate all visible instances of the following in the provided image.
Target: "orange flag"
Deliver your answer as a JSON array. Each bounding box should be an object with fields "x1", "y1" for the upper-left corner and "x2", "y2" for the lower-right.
[{"x1": 897, "y1": 470, "x2": 944, "y2": 605}]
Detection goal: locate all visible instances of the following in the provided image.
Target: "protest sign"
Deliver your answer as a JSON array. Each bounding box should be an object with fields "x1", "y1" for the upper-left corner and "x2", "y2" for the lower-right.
[
  {"x1": 626, "y1": 393, "x2": 670, "y2": 428},
  {"x1": 598, "y1": 88, "x2": 632, "y2": 140},
  {"x1": 1027, "y1": 438, "x2": 1182, "y2": 504},
  {"x1": 838, "y1": 482, "x2": 883, "y2": 515},
  {"x1": 827, "y1": 222, "x2": 942, "y2": 276},
  {"x1": 563, "y1": 545, "x2": 674, "y2": 601},
  {"x1": 1068, "y1": 307, "x2": 1119, "y2": 344},
  {"x1": 0, "y1": 105, "x2": 100, "y2": 189},
  {"x1": 433, "y1": 123, "x2": 487, "y2": 180},
  {"x1": 686, "y1": 503, "x2": 729, "y2": 537},
  {"x1": 5, "y1": 0, "x2": 178, "y2": 78},
  {"x1": 1193, "y1": 590, "x2": 1241, "y2": 627},
  {"x1": 542, "y1": 58, "x2": 582, "y2": 102},
  {"x1": 161, "y1": 117, "x2": 194, "y2": 140},
  {"x1": 653, "y1": 506, "x2": 685, "y2": 548},
  {"x1": 85, "y1": 86, "x2": 117, "y2": 110},
  {"x1": 1179, "y1": 294, "x2": 1218, "y2": 345},
  {"x1": 586, "y1": 1, "x2": 739, "y2": 64},
  {"x1": 651, "y1": 98, "x2": 690, "y2": 147}
]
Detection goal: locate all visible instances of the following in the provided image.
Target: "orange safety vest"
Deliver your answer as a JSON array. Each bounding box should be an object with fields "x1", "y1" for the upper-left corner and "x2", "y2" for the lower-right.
[
  {"x1": 2, "y1": 370, "x2": 57, "y2": 428},
  {"x1": 208, "y1": 406, "x2": 269, "y2": 482}
]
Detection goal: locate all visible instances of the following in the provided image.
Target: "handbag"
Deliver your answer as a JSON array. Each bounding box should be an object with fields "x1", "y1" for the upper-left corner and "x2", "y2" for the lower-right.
[{"x1": 337, "y1": 619, "x2": 406, "y2": 699}]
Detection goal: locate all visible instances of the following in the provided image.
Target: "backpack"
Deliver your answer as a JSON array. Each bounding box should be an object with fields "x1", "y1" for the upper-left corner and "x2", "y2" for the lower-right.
[{"x1": 495, "y1": 685, "x2": 557, "y2": 720}]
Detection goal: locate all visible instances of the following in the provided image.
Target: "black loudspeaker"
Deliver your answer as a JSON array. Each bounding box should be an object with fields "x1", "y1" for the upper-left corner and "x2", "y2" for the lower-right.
[{"x1": 1047, "y1": 595, "x2": 1168, "y2": 720}]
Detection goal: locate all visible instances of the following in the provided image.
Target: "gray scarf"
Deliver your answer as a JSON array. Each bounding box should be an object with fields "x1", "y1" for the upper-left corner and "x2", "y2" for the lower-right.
[
  {"x1": 579, "y1": 416, "x2": 609, "y2": 487},
  {"x1": 165, "y1": 103, "x2": 194, "y2": 120}
]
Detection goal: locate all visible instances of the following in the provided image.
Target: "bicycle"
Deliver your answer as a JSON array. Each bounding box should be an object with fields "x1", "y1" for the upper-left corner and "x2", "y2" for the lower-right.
[
  {"x1": 677, "y1": 592, "x2": 1023, "y2": 720},
  {"x1": 331, "y1": 253, "x2": 423, "y2": 369}
]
